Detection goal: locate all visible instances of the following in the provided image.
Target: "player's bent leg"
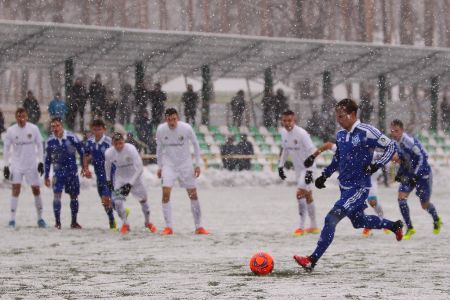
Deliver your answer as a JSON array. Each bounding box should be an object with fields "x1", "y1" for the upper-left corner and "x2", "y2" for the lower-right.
[
  {"x1": 349, "y1": 210, "x2": 403, "y2": 241},
  {"x1": 69, "y1": 194, "x2": 82, "y2": 229},
  {"x1": 187, "y1": 188, "x2": 209, "y2": 235},
  {"x1": 294, "y1": 206, "x2": 346, "y2": 271},
  {"x1": 304, "y1": 191, "x2": 319, "y2": 234},
  {"x1": 101, "y1": 196, "x2": 116, "y2": 230},
  {"x1": 9, "y1": 184, "x2": 21, "y2": 228},
  {"x1": 31, "y1": 186, "x2": 46, "y2": 228},
  {"x1": 420, "y1": 200, "x2": 442, "y2": 234},
  {"x1": 139, "y1": 199, "x2": 157, "y2": 233},
  {"x1": 161, "y1": 187, "x2": 174, "y2": 235},
  {"x1": 53, "y1": 193, "x2": 62, "y2": 229}
]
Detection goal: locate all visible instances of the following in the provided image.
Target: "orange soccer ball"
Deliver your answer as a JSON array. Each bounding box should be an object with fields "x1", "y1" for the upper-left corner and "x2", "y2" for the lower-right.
[{"x1": 249, "y1": 252, "x2": 274, "y2": 275}]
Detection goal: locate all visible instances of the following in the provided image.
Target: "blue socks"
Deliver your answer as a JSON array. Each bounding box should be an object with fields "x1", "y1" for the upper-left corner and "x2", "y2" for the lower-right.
[
  {"x1": 53, "y1": 196, "x2": 62, "y2": 224},
  {"x1": 426, "y1": 203, "x2": 439, "y2": 222},
  {"x1": 398, "y1": 199, "x2": 412, "y2": 229},
  {"x1": 70, "y1": 198, "x2": 79, "y2": 224}
]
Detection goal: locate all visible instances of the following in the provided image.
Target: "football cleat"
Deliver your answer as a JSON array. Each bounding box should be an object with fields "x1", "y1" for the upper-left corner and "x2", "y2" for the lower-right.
[
  {"x1": 109, "y1": 219, "x2": 117, "y2": 231},
  {"x1": 55, "y1": 222, "x2": 61, "y2": 230},
  {"x1": 145, "y1": 223, "x2": 157, "y2": 233},
  {"x1": 433, "y1": 217, "x2": 442, "y2": 235},
  {"x1": 383, "y1": 228, "x2": 391, "y2": 234},
  {"x1": 392, "y1": 220, "x2": 404, "y2": 241},
  {"x1": 8, "y1": 220, "x2": 16, "y2": 228},
  {"x1": 37, "y1": 219, "x2": 47, "y2": 228},
  {"x1": 305, "y1": 228, "x2": 320, "y2": 234},
  {"x1": 293, "y1": 255, "x2": 316, "y2": 273},
  {"x1": 293, "y1": 228, "x2": 305, "y2": 237},
  {"x1": 160, "y1": 227, "x2": 173, "y2": 235},
  {"x1": 362, "y1": 228, "x2": 372, "y2": 237},
  {"x1": 195, "y1": 227, "x2": 210, "y2": 235},
  {"x1": 120, "y1": 224, "x2": 130, "y2": 234},
  {"x1": 70, "y1": 222, "x2": 82, "y2": 229},
  {"x1": 403, "y1": 227, "x2": 416, "y2": 240}
]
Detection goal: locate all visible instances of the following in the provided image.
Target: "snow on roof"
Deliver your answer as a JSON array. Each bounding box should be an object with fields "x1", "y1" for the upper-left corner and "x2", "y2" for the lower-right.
[{"x1": 1, "y1": 19, "x2": 449, "y2": 85}]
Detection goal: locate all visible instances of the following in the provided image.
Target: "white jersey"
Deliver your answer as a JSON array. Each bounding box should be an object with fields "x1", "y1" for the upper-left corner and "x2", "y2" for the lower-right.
[
  {"x1": 3, "y1": 122, "x2": 43, "y2": 171},
  {"x1": 104, "y1": 143, "x2": 143, "y2": 189},
  {"x1": 278, "y1": 125, "x2": 316, "y2": 174},
  {"x1": 156, "y1": 121, "x2": 202, "y2": 169}
]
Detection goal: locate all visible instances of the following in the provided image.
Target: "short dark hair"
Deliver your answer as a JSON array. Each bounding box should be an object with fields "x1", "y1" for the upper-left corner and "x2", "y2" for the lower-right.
[
  {"x1": 336, "y1": 98, "x2": 358, "y2": 114},
  {"x1": 281, "y1": 110, "x2": 295, "y2": 117},
  {"x1": 165, "y1": 108, "x2": 178, "y2": 117},
  {"x1": 50, "y1": 117, "x2": 62, "y2": 124},
  {"x1": 15, "y1": 107, "x2": 26, "y2": 115},
  {"x1": 391, "y1": 119, "x2": 404, "y2": 129},
  {"x1": 112, "y1": 132, "x2": 124, "y2": 142},
  {"x1": 90, "y1": 119, "x2": 106, "y2": 128}
]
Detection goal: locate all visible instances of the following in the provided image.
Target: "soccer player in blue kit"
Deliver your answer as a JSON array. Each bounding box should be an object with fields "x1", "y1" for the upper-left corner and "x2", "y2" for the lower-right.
[
  {"x1": 82, "y1": 119, "x2": 117, "y2": 230},
  {"x1": 44, "y1": 117, "x2": 87, "y2": 229},
  {"x1": 390, "y1": 119, "x2": 442, "y2": 240},
  {"x1": 294, "y1": 99, "x2": 404, "y2": 272}
]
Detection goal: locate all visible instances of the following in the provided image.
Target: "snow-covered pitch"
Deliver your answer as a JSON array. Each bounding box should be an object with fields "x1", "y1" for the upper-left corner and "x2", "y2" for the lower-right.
[{"x1": 0, "y1": 167, "x2": 449, "y2": 299}]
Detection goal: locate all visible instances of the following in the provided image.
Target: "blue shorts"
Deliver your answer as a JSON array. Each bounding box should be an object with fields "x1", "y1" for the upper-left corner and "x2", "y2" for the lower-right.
[
  {"x1": 97, "y1": 181, "x2": 112, "y2": 198},
  {"x1": 399, "y1": 172, "x2": 432, "y2": 202},
  {"x1": 52, "y1": 172, "x2": 80, "y2": 196},
  {"x1": 334, "y1": 187, "x2": 369, "y2": 216}
]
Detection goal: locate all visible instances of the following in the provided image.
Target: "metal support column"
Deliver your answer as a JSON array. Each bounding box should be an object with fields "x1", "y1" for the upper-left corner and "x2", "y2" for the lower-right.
[
  {"x1": 263, "y1": 67, "x2": 273, "y2": 96},
  {"x1": 201, "y1": 65, "x2": 212, "y2": 125},
  {"x1": 430, "y1": 76, "x2": 439, "y2": 131},
  {"x1": 378, "y1": 74, "x2": 386, "y2": 133},
  {"x1": 320, "y1": 70, "x2": 335, "y2": 141},
  {"x1": 64, "y1": 58, "x2": 74, "y2": 99}
]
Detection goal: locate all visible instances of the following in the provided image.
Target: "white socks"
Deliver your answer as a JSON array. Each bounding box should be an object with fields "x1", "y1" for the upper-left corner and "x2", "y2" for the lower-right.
[
  {"x1": 307, "y1": 202, "x2": 317, "y2": 228},
  {"x1": 114, "y1": 200, "x2": 128, "y2": 225},
  {"x1": 140, "y1": 201, "x2": 150, "y2": 224},
  {"x1": 10, "y1": 196, "x2": 18, "y2": 221},
  {"x1": 34, "y1": 195, "x2": 43, "y2": 220},
  {"x1": 190, "y1": 200, "x2": 202, "y2": 229},
  {"x1": 163, "y1": 202, "x2": 172, "y2": 228},
  {"x1": 297, "y1": 198, "x2": 307, "y2": 229}
]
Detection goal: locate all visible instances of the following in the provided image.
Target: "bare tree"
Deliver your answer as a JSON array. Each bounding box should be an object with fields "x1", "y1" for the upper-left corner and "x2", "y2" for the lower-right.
[{"x1": 400, "y1": 0, "x2": 415, "y2": 45}]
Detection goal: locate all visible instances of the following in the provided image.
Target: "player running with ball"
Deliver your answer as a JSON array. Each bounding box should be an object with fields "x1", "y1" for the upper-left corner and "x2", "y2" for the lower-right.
[
  {"x1": 294, "y1": 99, "x2": 403, "y2": 272},
  {"x1": 155, "y1": 108, "x2": 209, "y2": 235},
  {"x1": 278, "y1": 110, "x2": 320, "y2": 236},
  {"x1": 104, "y1": 132, "x2": 157, "y2": 234}
]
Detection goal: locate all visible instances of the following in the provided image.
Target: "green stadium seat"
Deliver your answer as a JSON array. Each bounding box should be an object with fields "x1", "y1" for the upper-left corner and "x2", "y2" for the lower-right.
[
  {"x1": 254, "y1": 134, "x2": 265, "y2": 145},
  {"x1": 228, "y1": 126, "x2": 239, "y2": 135},
  {"x1": 199, "y1": 142, "x2": 210, "y2": 152},
  {"x1": 425, "y1": 145, "x2": 436, "y2": 154},
  {"x1": 435, "y1": 137, "x2": 445, "y2": 145},
  {"x1": 267, "y1": 127, "x2": 278, "y2": 134},
  {"x1": 208, "y1": 125, "x2": 219, "y2": 134},
  {"x1": 258, "y1": 144, "x2": 271, "y2": 153},
  {"x1": 273, "y1": 134, "x2": 281, "y2": 144},
  {"x1": 214, "y1": 133, "x2": 225, "y2": 144},
  {"x1": 312, "y1": 136, "x2": 323, "y2": 147},
  {"x1": 251, "y1": 162, "x2": 263, "y2": 171},
  {"x1": 196, "y1": 133, "x2": 205, "y2": 142},
  {"x1": 249, "y1": 127, "x2": 259, "y2": 135}
]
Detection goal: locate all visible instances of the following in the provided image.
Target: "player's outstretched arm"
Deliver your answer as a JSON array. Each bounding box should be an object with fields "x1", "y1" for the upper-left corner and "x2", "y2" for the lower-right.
[{"x1": 304, "y1": 142, "x2": 335, "y2": 168}]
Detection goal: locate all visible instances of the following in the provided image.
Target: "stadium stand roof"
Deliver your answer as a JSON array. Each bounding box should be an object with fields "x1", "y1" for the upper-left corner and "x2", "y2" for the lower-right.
[{"x1": 1, "y1": 19, "x2": 449, "y2": 85}]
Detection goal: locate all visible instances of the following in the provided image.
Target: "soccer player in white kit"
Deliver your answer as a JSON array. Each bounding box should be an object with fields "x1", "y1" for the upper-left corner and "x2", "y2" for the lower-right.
[
  {"x1": 278, "y1": 110, "x2": 320, "y2": 236},
  {"x1": 104, "y1": 132, "x2": 157, "y2": 235},
  {"x1": 3, "y1": 108, "x2": 46, "y2": 228},
  {"x1": 156, "y1": 108, "x2": 209, "y2": 235}
]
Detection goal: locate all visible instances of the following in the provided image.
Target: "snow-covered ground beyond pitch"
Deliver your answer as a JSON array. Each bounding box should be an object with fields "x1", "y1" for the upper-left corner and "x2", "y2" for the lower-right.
[{"x1": 0, "y1": 167, "x2": 449, "y2": 299}]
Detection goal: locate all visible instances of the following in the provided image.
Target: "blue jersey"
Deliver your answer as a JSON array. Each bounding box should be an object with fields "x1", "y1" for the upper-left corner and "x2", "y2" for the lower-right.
[
  {"x1": 323, "y1": 120, "x2": 395, "y2": 189},
  {"x1": 84, "y1": 135, "x2": 112, "y2": 184},
  {"x1": 395, "y1": 132, "x2": 430, "y2": 177},
  {"x1": 44, "y1": 131, "x2": 84, "y2": 178}
]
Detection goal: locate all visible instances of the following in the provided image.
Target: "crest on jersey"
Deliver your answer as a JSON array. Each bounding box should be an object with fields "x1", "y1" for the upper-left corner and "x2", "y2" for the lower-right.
[
  {"x1": 178, "y1": 136, "x2": 184, "y2": 141},
  {"x1": 294, "y1": 139, "x2": 298, "y2": 144},
  {"x1": 164, "y1": 136, "x2": 168, "y2": 140},
  {"x1": 15, "y1": 136, "x2": 18, "y2": 139},
  {"x1": 126, "y1": 156, "x2": 131, "y2": 162},
  {"x1": 28, "y1": 133, "x2": 32, "y2": 139},
  {"x1": 351, "y1": 135, "x2": 360, "y2": 146}
]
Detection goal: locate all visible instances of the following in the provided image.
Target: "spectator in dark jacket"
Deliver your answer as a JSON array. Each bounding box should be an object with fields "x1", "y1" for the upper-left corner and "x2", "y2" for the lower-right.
[
  {"x1": 441, "y1": 96, "x2": 450, "y2": 131},
  {"x1": 182, "y1": 84, "x2": 199, "y2": 125},
  {"x1": 135, "y1": 110, "x2": 153, "y2": 147},
  {"x1": 0, "y1": 109, "x2": 5, "y2": 135},
  {"x1": 134, "y1": 82, "x2": 149, "y2": 116},
  {"x1": 236, "y1": 134, "x2": 254, "y2": 171},
  {"x1": 262, "y1": 89, "x2": 274, "y2": 128},
  {"x1": 104, "y1": 88, "x2": 118, "y2": 125},
  {"x1": 118, "y1": 83, "x2": 134, "y2": 125},
  {"x1": 359, "y1": 90, "x2": 373, "y2": 124},
  {"x1": 149, "y1": 82, "x2": 167, "y2": 128},
  {"x1": 231, "y1": 90, "x2": 246, "y2": 127},
  {"x1": 274, "y1": 88, "x2": 289, "y2": 125},
  {"x1": 220, "y1": 136, "x2": 237, "y2": 171},
  {"x1": 67, "y1": 78, "x2": 87, "y2": 131},
  {"x1": 89, "y1": 74, "x2": 106, "y2": 119},
  {"x1": 23, "y1": 90, "x2": 41, "y2": 124}
]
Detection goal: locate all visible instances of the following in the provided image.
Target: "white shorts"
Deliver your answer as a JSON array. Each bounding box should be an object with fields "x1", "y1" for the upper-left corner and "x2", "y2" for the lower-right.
[
  {"x1": 113, "y1": 180, "x2": 147, "y2": 201},
  {"x1": 10, "y1": 167, "x2": 40, "y2": 186},
  {"x1": 296, "y1": 170, "x2": 313, "y2": 191},
  {"x1": 161, "y1": 165, "x2": 196, "y2": 189}
]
